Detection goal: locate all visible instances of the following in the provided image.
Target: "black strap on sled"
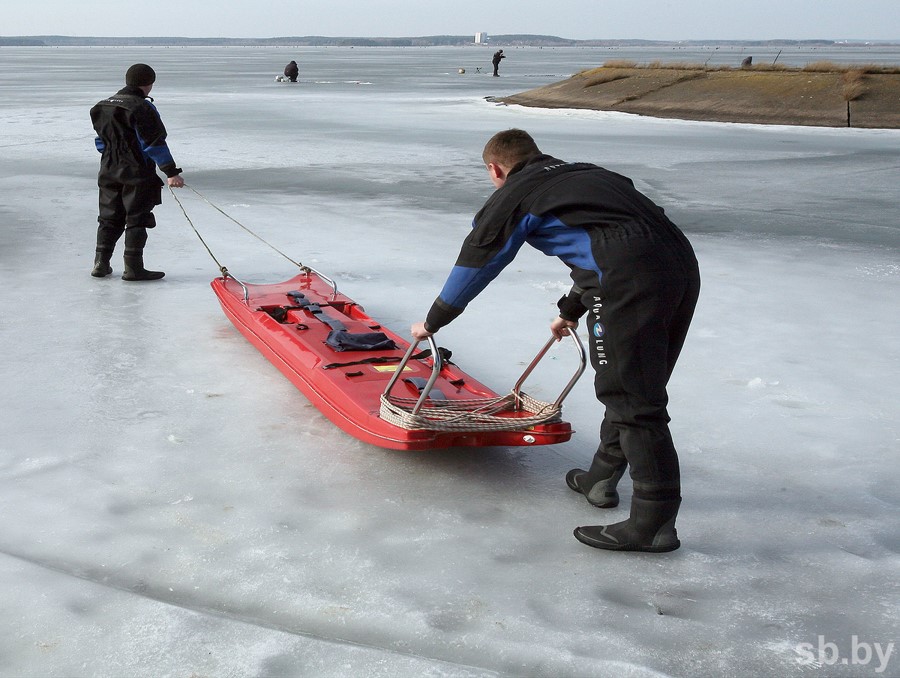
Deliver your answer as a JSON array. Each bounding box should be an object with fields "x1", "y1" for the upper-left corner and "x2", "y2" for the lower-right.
[
  {"x1": 322, "y1": 346, "x2": 454, "y2": 371},
  {"x1": 325, "y1": 329, "x2": 396, "y2": 352},
  {"x1": 286, "y1": 290, "x2": 397, "y2": 352},
  {"x1": 404, "y1": 376, "x2": 447, "y2": 400},
  {"x1": 322, "y1": 355, "x2": 402, "y2": 370},
  {"x1": 286, "y1": 291, "x2": 347, "y2": 333}
]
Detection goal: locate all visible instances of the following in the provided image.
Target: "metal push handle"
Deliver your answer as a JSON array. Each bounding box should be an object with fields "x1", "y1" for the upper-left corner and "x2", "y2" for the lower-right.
[
  {"x1": 511, "y1": 330, "x2": 586, "y2": 409},
  {"x1": 381, "y1": 335, "x2": 443, "y2": 415},
  {"x1": 383, "y1": 330, "x2": 585, "y2": 416}
]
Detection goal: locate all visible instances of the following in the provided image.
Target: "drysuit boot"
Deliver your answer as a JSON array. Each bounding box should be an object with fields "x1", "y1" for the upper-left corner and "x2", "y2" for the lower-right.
[
  {"x1": 91, "y1": 222, "x2": 125, "y2": 278},
  {"x1": 123, "y1": 255, "x2": 165, "y2": 281},
  {"x1": 91, "y1": 249, "x2": 113, "y2": 278},
  {"x1": 122, "y1": 227, "x2": 164, "y2": 281},
  {"x1": 566, "y1": 461, "x2": 627, "y2": 508},
  {"x1": 573, "y1": 497, "x2": 681, "y2": 553}
]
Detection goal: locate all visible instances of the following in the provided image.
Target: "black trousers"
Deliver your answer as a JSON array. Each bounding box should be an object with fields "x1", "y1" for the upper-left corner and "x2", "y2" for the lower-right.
[
  {"x1": 96, "y1": 177, "x2": 162, "y2": 252},
  {"x1": 583, "y1": 230, "x2": 700, "y2": 501}
]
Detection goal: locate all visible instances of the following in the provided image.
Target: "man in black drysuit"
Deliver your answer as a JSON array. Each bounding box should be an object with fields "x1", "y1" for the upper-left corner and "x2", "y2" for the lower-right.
[
  {"x1": 411, "y1": 129, "x2": 700, "y2": 552},
  {"x1": 90, "y1": 63, "x2": 184, "y2": 281}
]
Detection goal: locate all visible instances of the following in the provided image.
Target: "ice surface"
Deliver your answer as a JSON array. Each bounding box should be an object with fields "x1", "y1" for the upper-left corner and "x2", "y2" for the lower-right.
[{"x1": 0, "y1": 47, "x2": 898, "y2": 677}]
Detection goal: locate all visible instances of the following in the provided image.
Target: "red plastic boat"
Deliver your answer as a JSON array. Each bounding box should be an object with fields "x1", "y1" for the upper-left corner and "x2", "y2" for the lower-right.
[{"x1": 211, "y1": 270, "x2": 584, "y2": 450}]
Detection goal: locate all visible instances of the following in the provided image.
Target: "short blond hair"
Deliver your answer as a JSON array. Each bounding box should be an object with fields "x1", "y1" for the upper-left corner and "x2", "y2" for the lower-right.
[{"x1": 482, "y1": 129, "x2": 541, "y2": 167}]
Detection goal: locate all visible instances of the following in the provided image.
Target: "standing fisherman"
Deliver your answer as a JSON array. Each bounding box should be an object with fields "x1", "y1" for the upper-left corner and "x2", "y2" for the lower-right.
[{"x1": 492, "y1": 49, "x2": 506, "y2": 76}]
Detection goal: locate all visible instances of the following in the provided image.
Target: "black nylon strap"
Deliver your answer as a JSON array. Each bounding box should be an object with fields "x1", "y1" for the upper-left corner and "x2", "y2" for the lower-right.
[
  {"x1": 287, "y1": 291, "x2": 347, "y2": 332},
  {"x1": 404, "y1": 376, "x2": 447, "y2": 399},
  {"x1": 322, "y1": 355, "x2": 401, "y2": 370},
  {"x1": 321, "y1": 346, "x2": 452, "y2": 371}
]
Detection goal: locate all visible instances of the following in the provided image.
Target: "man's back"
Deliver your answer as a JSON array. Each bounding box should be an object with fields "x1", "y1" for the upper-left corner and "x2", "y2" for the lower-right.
[
  {"x1": 91, "y1": 87, "x2": 170, "y2": 184},
  {"x1": 476, "y1": 156, "x2": 676, "y2": 239}
]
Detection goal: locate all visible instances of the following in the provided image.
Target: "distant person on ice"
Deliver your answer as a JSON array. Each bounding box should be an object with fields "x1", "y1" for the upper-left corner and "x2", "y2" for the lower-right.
[
  {"x1": 284, "y1": 60, "x2": 299, "y2": 82},
  {"x1": 492, "y1": 49, "x2": 505, "y2": 76},
  {"x1": 89, "y1": 63, "x2": 184, "y2": 281},
  {"x1": 411, "y1": 129, "x2": 700, "y2": 553}
]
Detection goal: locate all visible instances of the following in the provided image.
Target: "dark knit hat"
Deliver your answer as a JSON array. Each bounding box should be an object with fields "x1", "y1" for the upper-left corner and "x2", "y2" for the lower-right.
[{"x1": 125, "y1": 63, "x2": 156, "y2": 87}]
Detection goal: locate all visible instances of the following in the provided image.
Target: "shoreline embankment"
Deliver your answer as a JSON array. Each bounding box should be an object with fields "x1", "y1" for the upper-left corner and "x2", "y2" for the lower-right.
[{"x1": 497, "y1": 64, "x2": 900, "y2": 128}]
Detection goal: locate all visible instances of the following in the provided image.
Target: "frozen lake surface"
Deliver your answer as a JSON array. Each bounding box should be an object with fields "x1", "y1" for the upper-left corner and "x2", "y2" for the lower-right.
[{"x1": 0, "y1": 47, "x2": 898, "y2": 677}]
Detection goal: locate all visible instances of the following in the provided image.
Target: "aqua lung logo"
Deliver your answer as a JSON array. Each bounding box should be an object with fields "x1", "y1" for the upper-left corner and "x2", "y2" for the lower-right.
[{"x1": 592, "y1": 297, "x2": 607, "y2": 365}]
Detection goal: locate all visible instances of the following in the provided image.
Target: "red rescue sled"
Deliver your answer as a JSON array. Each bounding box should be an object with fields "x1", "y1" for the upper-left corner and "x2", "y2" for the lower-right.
[{"x1": 211, "y1": 270, "x2": 585, "y2": 450}]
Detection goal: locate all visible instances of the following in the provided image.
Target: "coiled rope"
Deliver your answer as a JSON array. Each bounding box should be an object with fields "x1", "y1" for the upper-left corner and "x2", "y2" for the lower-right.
[{"x1": 379, "y1": 392, "x2": 562, "y2": 432}]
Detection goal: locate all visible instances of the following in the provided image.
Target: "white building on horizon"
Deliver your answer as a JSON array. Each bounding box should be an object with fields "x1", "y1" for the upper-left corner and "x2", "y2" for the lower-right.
[{"x1": 474, "y1": 32, "x2": 486, "y2": 44}]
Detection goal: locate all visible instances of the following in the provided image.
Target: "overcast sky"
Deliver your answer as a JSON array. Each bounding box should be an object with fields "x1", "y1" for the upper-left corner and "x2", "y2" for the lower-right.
[{"x1": 3, "y1": 0, "x2": 898, "y2": 41}]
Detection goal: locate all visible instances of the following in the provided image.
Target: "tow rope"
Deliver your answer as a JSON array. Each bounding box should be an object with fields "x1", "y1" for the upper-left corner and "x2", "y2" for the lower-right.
[
  {"x1": 167, "y1": 185, "x2": 335, "y2": 293},
  {"x1": 167, "y1": 185, "x2": 231, "y2": 278}
]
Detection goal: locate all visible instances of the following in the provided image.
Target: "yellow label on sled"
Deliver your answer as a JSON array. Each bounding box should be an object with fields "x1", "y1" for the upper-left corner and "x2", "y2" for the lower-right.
[{"x1": 373, "y1": 365, "x2": 413, "y2": 373}]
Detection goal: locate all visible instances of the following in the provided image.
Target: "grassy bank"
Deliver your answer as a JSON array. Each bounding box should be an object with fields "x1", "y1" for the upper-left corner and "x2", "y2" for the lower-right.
[{"x1": 498, "y1": 62, "x2": 900, "y2": 128}]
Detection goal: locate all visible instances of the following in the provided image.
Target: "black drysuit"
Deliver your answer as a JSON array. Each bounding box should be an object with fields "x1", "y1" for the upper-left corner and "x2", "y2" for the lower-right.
[
  {"x1": 424, "y1": 155, "x2": 700, "y2": 499},
  {"x1": 90, "y1": 86, "x2": 181, "y2": 255}
]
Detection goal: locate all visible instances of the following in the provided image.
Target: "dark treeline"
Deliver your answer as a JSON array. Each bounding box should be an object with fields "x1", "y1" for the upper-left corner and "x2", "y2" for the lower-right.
[{"x1": 1, "y1": 35, "x2": 872, "y2": 48}]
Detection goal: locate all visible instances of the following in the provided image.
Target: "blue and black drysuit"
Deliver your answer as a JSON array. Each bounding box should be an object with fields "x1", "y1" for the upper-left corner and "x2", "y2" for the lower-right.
[
  {"x1": 90, "y1": 86, "x2": 181, "y2": 259},
  {"x1": 424, "y1": 154, "x2": 700, "y2": 500}
]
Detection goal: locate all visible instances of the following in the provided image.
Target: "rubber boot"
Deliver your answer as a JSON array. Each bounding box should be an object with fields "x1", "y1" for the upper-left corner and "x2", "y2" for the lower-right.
[
  {"x1": 91, "y1": 249, "x2": 113, "y2": 278},
  {"x1": 122, "y1": 255, "x2": 165, "y2": 281},
  {"x1": 91, "y1": 222, "x2": 124, "y2": 278},
  {"x1": 122, "y1": 227, "x2": 164, "y2": 281},
  {"x1": 573, "y1": 497, "x2": 681, "y2": 552},
  {"x1": 566, "y1": 462, "x2": 626, "y2": 508}
]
